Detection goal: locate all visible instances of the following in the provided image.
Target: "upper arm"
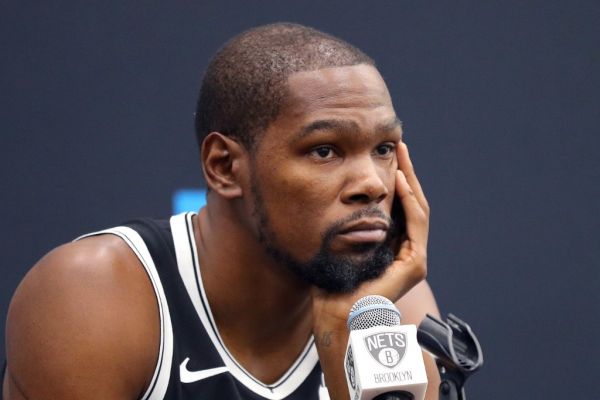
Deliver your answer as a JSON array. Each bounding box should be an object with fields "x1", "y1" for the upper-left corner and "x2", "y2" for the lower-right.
[
  {"x1": 4, "y1": 235, "x2": 160, "y2": 400},
  {"x1": 396, "y1": 280, "x2": 441, "y2": 400},
  {"x1": 396, "y1": 279, "x2": 440, "y2": 325}
]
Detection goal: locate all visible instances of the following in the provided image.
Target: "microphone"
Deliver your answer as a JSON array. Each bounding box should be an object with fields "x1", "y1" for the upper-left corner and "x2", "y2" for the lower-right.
[{"x1": 344, "y1": 295, "x2": 428, "y2": 400}]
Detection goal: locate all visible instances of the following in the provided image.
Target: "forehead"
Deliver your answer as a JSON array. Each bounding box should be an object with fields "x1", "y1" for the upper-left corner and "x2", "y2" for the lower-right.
[
  {"x1": 257, "y1": 64, "x2": 398, "y2": 143},
  {"x1": 254, "y1": 64, "x2": 400, "y2": 155},
  {"x1": 284, "y1": 64, "x2": 394, "y2": 116}
]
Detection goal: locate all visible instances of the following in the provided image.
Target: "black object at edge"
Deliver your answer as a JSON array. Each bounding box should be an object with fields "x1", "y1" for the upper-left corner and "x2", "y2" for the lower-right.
[
  {"x1": 373, "y1": 390, "x2": 414, "y2": 400},
  {"x1": 417, "y1": 314, "x2": 483, "y2": 400}
]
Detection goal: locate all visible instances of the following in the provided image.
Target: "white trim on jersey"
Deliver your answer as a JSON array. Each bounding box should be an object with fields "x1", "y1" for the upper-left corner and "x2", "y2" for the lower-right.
[
  {"x1": 76, "y1": 227, "x2": 174, "y2": 400},
  {"x1": 171, "y1": 212, "x2": 320, "y2": 400}
]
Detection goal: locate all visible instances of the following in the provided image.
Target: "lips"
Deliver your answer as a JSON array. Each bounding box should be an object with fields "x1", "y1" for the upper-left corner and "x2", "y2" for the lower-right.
[{"x1": 337, "y1": 219, "x2": 389, "y2": 244}]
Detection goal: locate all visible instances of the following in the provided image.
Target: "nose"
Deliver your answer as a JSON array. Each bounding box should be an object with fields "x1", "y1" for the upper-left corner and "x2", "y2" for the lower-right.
[{"x1": 341, "y1": 157, "x2": 389, "y2": 205}]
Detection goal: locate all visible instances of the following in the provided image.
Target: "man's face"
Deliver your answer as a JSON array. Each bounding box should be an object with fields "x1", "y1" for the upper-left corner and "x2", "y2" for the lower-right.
[{"x1": 248, "y1": 64, "x2": 403, "y2": 293}]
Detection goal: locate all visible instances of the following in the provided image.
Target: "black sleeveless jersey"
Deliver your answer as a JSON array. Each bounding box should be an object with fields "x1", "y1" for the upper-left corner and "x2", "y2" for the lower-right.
[{"x1": 79, "y1": 212, "x2": 329, "y2": 400}]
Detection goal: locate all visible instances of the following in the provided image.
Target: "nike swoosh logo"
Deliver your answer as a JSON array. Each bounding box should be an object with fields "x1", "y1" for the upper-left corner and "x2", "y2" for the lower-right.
[
  {"x1": 319, "y1": 373, "x2": 330, "y2": 400},
  {"x1": 179, "y1": 357, "x2": 229, "y2": 383}
]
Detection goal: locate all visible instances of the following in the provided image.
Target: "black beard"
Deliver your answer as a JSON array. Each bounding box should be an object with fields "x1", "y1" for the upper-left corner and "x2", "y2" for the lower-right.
[
  {"x1": 250, "y1": 177, "x2": 398, "y2": 293},
  {"x1": 278, "y1": 211, "x2": 397, "y2": 293}
]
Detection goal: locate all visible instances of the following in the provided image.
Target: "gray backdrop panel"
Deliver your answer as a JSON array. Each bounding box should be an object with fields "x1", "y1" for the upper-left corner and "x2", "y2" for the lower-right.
[{"x1": 2, "y1": 1, "x2": 598, "y2": 398}]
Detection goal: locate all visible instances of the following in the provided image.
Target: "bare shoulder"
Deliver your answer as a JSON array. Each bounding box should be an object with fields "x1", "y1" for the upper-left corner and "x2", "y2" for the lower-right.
[{"x1": 4, "y1": 235, "x2": 160, "y2": 400}]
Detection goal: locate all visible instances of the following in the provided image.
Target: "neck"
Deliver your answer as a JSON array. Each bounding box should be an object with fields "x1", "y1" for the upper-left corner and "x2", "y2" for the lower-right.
[{"x1": 194, "y1": 203, "x2": 313, "y2": 382}]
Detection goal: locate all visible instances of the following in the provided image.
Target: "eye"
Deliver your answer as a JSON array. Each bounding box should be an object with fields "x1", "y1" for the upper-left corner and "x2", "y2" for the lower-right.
[
  {"x1": 374, "y1": 143, "x2": 395, "y2": 157},
  {"x1": 309, "y1": 145, "x2": 336, "y2": 160}
]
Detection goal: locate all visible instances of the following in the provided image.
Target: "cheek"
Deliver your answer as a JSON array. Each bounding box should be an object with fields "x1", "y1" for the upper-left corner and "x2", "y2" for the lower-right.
[{"x1": 259, "y1": 168, "x2": 338, "y2": 255}]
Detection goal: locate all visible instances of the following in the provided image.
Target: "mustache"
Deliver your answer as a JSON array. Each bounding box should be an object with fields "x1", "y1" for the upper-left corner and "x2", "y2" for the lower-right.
[{"x1": 324, "y1": 207, "x2": 394, "y2": 238}]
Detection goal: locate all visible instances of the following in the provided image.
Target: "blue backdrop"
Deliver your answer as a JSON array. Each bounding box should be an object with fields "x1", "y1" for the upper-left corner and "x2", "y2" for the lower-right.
[{"x1": 2, "y1": 1, "x2": 599, "y2": 398}]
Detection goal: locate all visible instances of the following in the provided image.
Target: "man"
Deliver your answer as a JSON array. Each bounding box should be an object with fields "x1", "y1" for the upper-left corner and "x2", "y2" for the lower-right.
[{"x1": 3, "y1": 23, "x2": 440, "y2": 399}]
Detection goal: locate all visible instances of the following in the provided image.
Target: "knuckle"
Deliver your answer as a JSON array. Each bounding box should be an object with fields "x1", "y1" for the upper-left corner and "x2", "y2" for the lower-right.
[
  {"x1": 415, "y1": 208, "x2": 428, "y2": 223},
  {"x1": 422, "y1": 209, "x2": 430, "y2": 221},
  {"x1": 407, "y1": 251, "x2": 428, "y2": 283},
  {"x1": 408, "y1": 265, "x2": 427, "y2": 285},
  {"x1": 414, "y1": 260, "x2": 428, "y2": 281},
  {"x1": 422, "y1": 201, "x2": 430, "y2": 216}
]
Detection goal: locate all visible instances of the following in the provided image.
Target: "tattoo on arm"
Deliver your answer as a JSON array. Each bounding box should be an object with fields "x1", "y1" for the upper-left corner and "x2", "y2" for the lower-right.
[{"x1": 315, "y1": 331, "x2": 333, "y2": 347}]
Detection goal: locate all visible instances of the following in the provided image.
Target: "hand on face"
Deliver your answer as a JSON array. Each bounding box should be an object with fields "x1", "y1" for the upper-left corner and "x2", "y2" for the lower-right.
[{"x1": 311, "y1": 142, "x2": 430, "y2": 328}]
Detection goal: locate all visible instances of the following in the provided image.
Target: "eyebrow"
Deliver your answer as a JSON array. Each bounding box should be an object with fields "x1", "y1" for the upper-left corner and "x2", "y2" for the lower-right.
[
  {"x1": 296, "y1": 116, "x2": 403, "y2": 140},
  {"x1": 377, "y1": 117, "x2": 403, "y2": 133}
]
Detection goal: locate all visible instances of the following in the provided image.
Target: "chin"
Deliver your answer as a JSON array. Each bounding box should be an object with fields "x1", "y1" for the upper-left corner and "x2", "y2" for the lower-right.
[{"x1": 296, "y1": 244, "x2": 395, "y2": 294}]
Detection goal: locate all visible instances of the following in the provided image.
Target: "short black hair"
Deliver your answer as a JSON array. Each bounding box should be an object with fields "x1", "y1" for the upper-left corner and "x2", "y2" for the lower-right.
[{"x1": 195, "y1": 22, "x2": 375, "y2": 151}]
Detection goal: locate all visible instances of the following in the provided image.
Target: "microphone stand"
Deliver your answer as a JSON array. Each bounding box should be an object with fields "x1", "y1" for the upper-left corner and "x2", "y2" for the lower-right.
[{"x1": 417, "y1": 314, "x2": 483, "y2": 400}]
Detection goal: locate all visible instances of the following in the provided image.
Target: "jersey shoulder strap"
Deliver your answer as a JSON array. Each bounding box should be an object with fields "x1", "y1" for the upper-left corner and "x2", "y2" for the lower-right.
[{"x1": 76, "y1": 218, "x2": 176, "y2": 400}]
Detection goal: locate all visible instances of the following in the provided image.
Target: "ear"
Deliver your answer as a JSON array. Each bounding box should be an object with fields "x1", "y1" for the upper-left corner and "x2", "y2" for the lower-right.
[{"x1": 201, "y1": 132, "x2": 247, "y2": 199}]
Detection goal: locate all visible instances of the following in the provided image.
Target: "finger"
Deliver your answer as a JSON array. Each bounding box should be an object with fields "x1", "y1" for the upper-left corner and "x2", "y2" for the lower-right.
[
  {"x1": 396, "y1": 169, "x2": 429, "y2": 250},
  {"x1": 397, "y1": 142, "x2": 428, "y2": 211},
  {"x1": 353, "y1": 241, "x2": 428, "y2": 301},
  {"x1": 397, "y1": 143, "x2": 429, "y2": 215}
]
